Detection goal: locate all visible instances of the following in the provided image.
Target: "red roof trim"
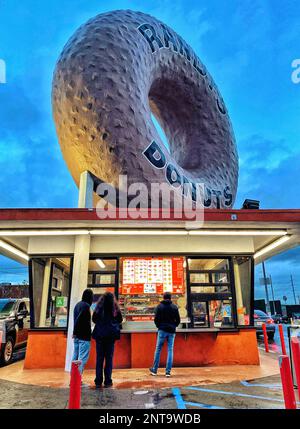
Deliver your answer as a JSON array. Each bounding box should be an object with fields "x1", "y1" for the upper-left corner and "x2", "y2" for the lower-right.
[{"x1": 0, "y1": 208, "x2": 299, "y2": 223}]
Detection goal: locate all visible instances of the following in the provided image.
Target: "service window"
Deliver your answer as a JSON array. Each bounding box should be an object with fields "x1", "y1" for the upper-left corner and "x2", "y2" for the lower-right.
[
  {"x1": 87, "y1": 258, "x2": 118, "y2": 308},
  {"x1": 188, "y1": 257, "x2": 235, "y2": 328},
  {"x1": 30, "y1": 257, "x2": 72, "y2": 328},
  {"x1": 209, "y1": 299, "x2": 233, "y2": 327},
  {"x1": 233, "y1": 256, "x2": 253, "y2": 326},
  {"x1": 191, "y1": 301, "x2": 209, "y2": 327}
]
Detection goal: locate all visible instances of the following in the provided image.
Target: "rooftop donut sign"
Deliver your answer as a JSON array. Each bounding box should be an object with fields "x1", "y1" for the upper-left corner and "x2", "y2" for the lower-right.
[{"x1": 52, "y1": 10, "x2": 238, "y2": 217}]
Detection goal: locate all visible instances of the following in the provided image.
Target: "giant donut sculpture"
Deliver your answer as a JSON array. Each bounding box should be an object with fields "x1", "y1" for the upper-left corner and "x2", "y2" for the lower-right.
[{"x1": 52, "y1": 10, "x2": 238, "y2": 209}]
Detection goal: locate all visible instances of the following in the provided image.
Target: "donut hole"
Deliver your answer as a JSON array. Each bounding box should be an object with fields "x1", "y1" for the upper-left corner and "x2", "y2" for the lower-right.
[
  {"x1": 149, "y1": 76, "x2": 208, "y2": 178},
  {"x1": 150, "y1": 113, "x2": 170, "y2": 154}
]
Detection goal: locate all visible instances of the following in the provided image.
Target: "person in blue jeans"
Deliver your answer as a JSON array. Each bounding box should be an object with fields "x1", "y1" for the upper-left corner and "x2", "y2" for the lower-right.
[
  {"x1": 72, "y1": 288, "x2": 94, "y2": 375},
  {"x1": 150, "y1": 292, "x2": 181, "y2": 377}
]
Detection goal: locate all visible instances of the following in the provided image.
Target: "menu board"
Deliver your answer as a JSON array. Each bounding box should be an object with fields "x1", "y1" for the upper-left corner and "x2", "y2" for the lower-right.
[{"x1": 121, "y1": 257, "x2": 185, "y2": 295}]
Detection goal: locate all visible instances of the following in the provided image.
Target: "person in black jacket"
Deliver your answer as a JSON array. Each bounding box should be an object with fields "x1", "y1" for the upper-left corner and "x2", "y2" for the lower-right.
[
  {"x1": 150, "y1": 292, "x2": 180, "y2": 377},
  {"x1": 92, "y1": 292, "x2": 123, "y2": 388},
  {"x1": 72, "y1": 288, "x2": 94, "y2": 374}
]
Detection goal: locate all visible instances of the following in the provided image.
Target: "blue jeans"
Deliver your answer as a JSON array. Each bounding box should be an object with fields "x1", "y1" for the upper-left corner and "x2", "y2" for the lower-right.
[
  {"x1": 151, "y1": 330, "x2": 176, "y2": 374},
  {"x1": 72, "y1": 338, "x2": 91, "y2": 374}
]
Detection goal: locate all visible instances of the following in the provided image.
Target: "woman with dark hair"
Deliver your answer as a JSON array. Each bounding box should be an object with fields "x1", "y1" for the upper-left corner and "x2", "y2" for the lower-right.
[{"x1": 92, "y1": 292, "x2": 122, "y2": 388}]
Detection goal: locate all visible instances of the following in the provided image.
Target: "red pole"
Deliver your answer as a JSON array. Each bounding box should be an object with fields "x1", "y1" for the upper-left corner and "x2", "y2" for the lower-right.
[
  {"x1": 278, "y1": 324, "x2": 287, "y2": 355},
  {"x1": 69, "y1": 360, "x2": 82, "y2": 409},
  {"x1": 279, "y1": 355, "x2": 297, "y2": 409},
  {"x1": 262, "y1": 323, "x2": 269, "y2": 353},
  {"x1": 291, "y1": 337, "x2": 300, "y2": 401}
]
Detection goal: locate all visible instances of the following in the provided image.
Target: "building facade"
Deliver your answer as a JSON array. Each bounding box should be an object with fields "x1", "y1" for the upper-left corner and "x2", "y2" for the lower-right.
[{"x1": 1, "y1": 208, "x2": 299, "y2": 370}]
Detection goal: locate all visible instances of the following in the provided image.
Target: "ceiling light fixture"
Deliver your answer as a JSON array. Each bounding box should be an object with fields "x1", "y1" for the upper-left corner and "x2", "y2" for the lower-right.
[
  {"x1": 0, "y1": 240, "x2": 29, "y2": 261},
  {"x1": 0, "y1": 230, "x2": 89, "y2": 236},
  {"x1": 96, "y1": 259, "x2": 106, "y2": 269},
  {"x1": 254, "y1": 236, "x2": 291, "y2": 259}
]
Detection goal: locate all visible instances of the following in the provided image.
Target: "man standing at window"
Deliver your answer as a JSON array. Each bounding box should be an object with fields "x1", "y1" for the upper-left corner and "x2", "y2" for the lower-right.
[
  {"x1": 150, "y1": 292, "x2": 181, "y2": 377},
  {"x1": 72, "y1": 288, "x2": 94, "y2": 375}
]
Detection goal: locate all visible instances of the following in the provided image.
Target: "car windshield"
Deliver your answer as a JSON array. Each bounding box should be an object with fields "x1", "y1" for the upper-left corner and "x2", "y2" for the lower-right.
[
  {"x1": 0, "y1": 300, "x2": 15, "y2": 316},
  {"x1": 255, "y1": 310, "x2": 268, "y2": 318}
]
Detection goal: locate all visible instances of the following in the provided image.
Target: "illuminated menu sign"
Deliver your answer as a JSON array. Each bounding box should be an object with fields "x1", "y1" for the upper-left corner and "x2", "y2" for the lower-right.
[{"x1": 121, "y1": 257, "x2": 185, "y2": 294}]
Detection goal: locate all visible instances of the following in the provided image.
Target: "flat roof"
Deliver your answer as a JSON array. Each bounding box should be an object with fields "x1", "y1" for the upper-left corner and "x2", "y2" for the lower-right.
[
  {"x1": 0, "y1": 208, "x2": 300, "y2": 223},
  {"x1": 0, "y1": 208, "x2": 299, "y2": 265}
]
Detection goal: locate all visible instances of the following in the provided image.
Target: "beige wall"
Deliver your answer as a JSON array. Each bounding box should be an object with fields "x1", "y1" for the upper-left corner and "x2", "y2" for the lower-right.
[
  {"x1": 90, "y1": 235, "x2": 254, "y2": 254},
  {"x1": 27, "y1": 234, "x2": 254, "y2": 256},
  {"x1": 28, "y1": 236, "x2": 75, "y2": 255}
]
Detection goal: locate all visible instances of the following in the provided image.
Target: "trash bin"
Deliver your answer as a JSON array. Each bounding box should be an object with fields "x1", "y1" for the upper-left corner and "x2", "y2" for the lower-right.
[{"x1": 288, "y1": 325, "x2": 300, "y2": 387}]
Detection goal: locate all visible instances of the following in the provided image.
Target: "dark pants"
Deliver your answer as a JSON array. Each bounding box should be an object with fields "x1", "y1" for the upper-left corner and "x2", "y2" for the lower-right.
[{"x1": 95, "y1": 339, "x2": 115, "y2": 386}]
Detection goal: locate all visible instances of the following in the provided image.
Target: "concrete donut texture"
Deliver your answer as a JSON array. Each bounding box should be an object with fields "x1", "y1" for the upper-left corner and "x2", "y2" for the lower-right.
[{"x1": 52, "y1": 10, "x2": 238, "y2": 208}]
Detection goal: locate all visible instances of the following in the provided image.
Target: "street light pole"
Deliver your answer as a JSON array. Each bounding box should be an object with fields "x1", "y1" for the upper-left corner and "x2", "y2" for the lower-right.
[
  {"x1": 270, "y1": 274, "x2": 276, "y2": 314},
  {"x1": 262, "y1": 261, "x2": 271, "y2": 314},
  {"x1": 290, "y1": 275, "x2": 297, "y2": 305}
]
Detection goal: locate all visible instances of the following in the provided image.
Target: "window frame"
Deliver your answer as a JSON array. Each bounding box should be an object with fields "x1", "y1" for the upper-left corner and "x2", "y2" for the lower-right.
[
  {"x1": 87, "y1": 257, "x2": 119, "y2": 298},
  {"x1": 28, "y1": 255, "x2": 74, "y2": 331},
  {"x1": 28, "y1": 252, "x2": 254, "y2": 331},
  {"x1": 187, "y1": 256, "x2": 239, "y2": 329}
]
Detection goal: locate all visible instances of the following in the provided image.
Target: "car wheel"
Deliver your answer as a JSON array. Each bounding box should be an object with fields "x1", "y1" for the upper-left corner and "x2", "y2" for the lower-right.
[
  {"x1": 267, "y1": 332, "x2": 275, "y2": 340},
  {"x1": 0, "y1": 336, "x2": 14, "y2": 365}
]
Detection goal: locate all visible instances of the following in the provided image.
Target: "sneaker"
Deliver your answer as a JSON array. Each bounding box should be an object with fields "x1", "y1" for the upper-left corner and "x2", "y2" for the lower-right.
[
  {"x1": 165, "y1": 373, "x2": 171, "y2": 377},
  {"x1": 149, "y1": 368, "x2": 157, "y2": 376},
  {"x1": 104, "y1": 382, "x2": 113, "y2": 388},
  {"x1": 95, "y1": 384, "x2": 102, "y2": 389}
]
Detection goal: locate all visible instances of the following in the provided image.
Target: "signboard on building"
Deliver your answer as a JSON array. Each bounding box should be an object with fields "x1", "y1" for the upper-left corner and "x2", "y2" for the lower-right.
[
  {"x1": 56, "y1": 296, "x2": 68, "y2": 308},
  {"x1": 120, "y1": 256, "x2": 185, "y2": 295}
]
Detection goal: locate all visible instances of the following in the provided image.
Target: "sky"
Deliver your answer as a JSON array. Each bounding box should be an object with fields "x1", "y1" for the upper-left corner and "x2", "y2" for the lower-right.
[{"x1": 0, "y1": 0, "x2": 300, "y2": 304}]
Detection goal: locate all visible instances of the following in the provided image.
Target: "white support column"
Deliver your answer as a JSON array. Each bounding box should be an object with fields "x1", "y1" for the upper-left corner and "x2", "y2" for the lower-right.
[
  {"x1": 78, "y1": 170, "x2": 94, "y2": 208},
  {"x1": 39, "y1": 259, "x2": 52, "y2": 327},
  {"x1": 233, "y1": 261, "x2": 245, "y2": 325},
  {"x1": 65, "y1": 234, "x2": 91, "y2": 372}
]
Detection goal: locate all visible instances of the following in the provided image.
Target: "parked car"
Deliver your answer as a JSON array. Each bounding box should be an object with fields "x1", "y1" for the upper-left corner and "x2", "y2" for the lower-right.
[
  {"x1": 271, "y1": 314, "x2": 283, "y2": 324},
  {"x1": 0, "y1": 298, "x2": 30, "y2": 365},
  {"x1": 254, "y1": 310, "x2": 276, "y2": 339},
  {"x1": 281, "y1": 315, "x2": 290, "y2": 324}
]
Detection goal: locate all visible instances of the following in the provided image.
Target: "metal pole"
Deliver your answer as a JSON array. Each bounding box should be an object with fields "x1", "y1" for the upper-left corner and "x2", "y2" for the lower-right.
[
  {"x1": 279, "y1": 355, "x2": 297, "y2": 409},
  {"x1": 279, "y1": 324, "x2": 287, "y2": 355},
  {"x1": 262, "y1": 262, "x2": 271, "y2": 314},
  {"x1": 69, "y1": 360, "x2": 82, "y2": 409},
  {"x1": 262, "y1": 323, "x2": 269, "y2": 353},
  {"x1": 291, "y1": 337, "x2": 300, "y2": 400},
  {"x1": 270, "y1": 274, "x2": 276, "y2": 314},
  {"x1": 290, "y1": 275, "x2": 297, "y2": 305}
]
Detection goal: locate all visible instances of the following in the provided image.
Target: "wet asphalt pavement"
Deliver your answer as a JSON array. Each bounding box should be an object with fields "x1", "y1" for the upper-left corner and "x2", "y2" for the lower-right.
[
  {"x1": 0, "y1": 373, "x2": 291, "y2": 409},
  {"x1": 0, "y1": 324, "x2": 297, "y2": 409}
]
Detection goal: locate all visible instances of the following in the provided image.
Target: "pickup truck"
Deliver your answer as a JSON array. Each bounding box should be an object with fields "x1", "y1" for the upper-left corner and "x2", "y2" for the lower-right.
[{"x1": 0, "y1": 298, "x2": 30, "y2": 365}]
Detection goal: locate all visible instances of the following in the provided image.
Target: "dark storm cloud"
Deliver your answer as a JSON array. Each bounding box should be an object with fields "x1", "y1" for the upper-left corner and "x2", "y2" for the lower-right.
[
  {"x1": 0, "y1": 82, "x2": 42, "y2": 134},
  {"x1": 236, "y1": 134, "x2": 300, "y2": 208},
  {"x1": 268, "y1": 247, "x2": 300, "y2": 267},
  {"x1": 0, "y1": 77, "x2": 77, "y2": 208}
]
